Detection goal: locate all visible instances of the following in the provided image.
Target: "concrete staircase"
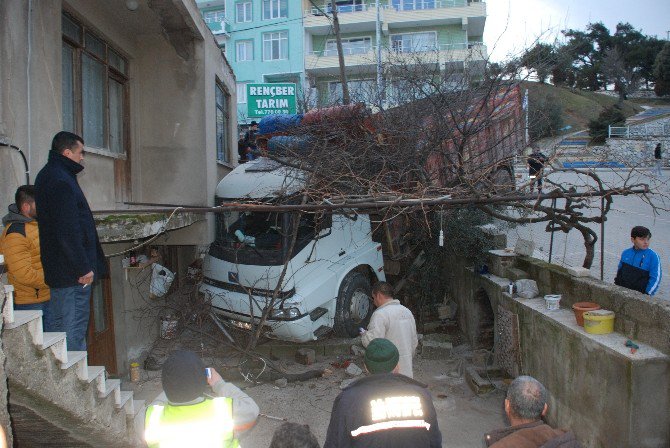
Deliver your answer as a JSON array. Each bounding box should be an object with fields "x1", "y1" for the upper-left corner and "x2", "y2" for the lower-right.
[{"x1": 0, "y1": 256, "x2": 145, "y2": 446}]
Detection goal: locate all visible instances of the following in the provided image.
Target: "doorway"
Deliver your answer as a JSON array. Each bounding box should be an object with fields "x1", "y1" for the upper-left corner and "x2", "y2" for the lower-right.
[{"x1": 87, "y1": 271, "x2": 117, "y2": 375}]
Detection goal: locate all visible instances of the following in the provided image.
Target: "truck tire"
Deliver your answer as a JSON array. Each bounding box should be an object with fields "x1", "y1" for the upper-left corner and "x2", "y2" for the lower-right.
[{"x1": 333, "y1": 271, "x2": 373, "y2": 337}]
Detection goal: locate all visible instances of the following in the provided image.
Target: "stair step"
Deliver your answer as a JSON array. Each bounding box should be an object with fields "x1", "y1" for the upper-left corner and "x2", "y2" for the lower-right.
[
  {"x1": 4, "y1": 310, "x2": 42, "y2": 330},
  {"x1": 39, "y1": 332, "x2": 66, "y2": 350},
  {"x1": 117, "y1": 391, "x2": 134, "y2": 411},
  {"x1": 61, "y1": 351, "x2": 87, "y2": 370},
  {"x1": 132, "y1": 400, "x2": 146, "y2": 418},
  {"x1": 86, "y1": 366, "x2": 105, "y2": 384},
  {"x1": 100, "y1": 379, "x2": 120, "y2": 400}
]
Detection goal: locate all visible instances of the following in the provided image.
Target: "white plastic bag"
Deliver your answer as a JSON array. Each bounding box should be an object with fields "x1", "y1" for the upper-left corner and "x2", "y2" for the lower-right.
[{"x1": 150, "y1": 263, "x2": 175, "y2": 298}]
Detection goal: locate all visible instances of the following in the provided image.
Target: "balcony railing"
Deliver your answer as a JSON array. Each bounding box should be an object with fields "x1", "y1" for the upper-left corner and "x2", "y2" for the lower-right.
[
  {"x1": 306, "y1": 0, "x2": 484, "y2": 16},
  {"x1": 307, "y1": 42, "x2": 485, "y2": 58}
]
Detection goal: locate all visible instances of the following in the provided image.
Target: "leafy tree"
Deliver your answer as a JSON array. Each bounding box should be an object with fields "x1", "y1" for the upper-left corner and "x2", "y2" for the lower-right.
[
  {"x1": 588, "y1": 106, "x2": 625, "y2": 143},
  {"x1": 520, "y1": 43, "x2": 556, "y2": 83},
  {"x1": 653, "y1": 42, "x2": 670, "y2": 96}
]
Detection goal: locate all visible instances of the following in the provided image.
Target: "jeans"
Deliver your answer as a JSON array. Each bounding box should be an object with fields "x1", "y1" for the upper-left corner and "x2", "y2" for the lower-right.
[
  {"x1": 655, "y1": 159, "x2": 663, "y2": 176},
  {"x1": 14, "y1": 301, "x2": 53, "y2": 331},
  {"x1": 48, "y1": 285, "x2": 91, "y2": 351}
]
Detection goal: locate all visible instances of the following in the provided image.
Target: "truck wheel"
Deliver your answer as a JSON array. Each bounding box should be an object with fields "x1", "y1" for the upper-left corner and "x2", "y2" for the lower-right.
[{"x1": 334, "y1": 271, "x2": 373, "y2": 337}]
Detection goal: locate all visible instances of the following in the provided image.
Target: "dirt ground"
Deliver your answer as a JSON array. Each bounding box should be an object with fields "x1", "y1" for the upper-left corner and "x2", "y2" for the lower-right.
[{"x1": 127, "y1": 332, "x2": 507, "y2": 448}]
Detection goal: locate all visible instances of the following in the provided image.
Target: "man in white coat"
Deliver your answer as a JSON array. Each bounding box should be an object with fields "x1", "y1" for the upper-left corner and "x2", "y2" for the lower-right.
[{"x1": 360, "y1": 281, "x2": 418, "y2": 378}]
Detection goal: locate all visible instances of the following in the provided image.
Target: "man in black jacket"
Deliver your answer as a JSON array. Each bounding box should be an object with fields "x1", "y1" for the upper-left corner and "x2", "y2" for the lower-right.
[
  {"x1": 323, "y1": 338, "x2": 441, "y2": 448},
  {"x1": 34, "y1": 131, "x2": 106, "y2": 351}
]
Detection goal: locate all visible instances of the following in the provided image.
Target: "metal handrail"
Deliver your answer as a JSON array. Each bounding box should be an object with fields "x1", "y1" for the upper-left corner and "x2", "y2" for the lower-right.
[
  {"x1": 305, "y1": 0, "x2": 484, "y2": 16},
  {"x1": 308, "y1": 42, "x2": 485, "y2": 57},
  {"x1": 609, "y1": 124, "x2": 670, "y2": 138}
]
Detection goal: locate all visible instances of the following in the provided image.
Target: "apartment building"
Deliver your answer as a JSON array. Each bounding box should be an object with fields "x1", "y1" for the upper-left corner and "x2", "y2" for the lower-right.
[
  {"x1": 197, "y1": 0, "x2": 486, "y2": 113},
  {"x1": 197, "y1": 0, "x2": 306, "y2": 123},
  {"x1": 303, "y1": 0, "x2": 487, "y2": 105}
]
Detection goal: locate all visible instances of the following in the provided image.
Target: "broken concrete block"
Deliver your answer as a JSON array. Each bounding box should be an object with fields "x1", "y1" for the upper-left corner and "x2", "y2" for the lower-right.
[
  {"x1": 340, "y1": 378, "x2": 357, "y2": 389},
  {"x1": 350, "y1": 345, "x2": 365, "y2": 357},
  {"x1": 488, "y1": 250, "x2": 517, "y2": 277},
  {"x1": 421, "y1": 334, "x2": 453, "y2": 360},
  {"x1": 465, "y1": 366, "x2": 495, "y2": 395},
  {"x1": 345, "y1": 363, "x2": 363, "y2": 377},
  {"x1": 295, "y1": 348, "x2": 316, "y2": 365},
  {"x1": 437, "y1": 301, "x2": 458, "y2": 320},
  {"x1": 567, "y1": 266, "x2": 591, "y2": 277},
  {"x1": 274, "y1": 378, "x2": 288, "y2": 388},
  {"x1": 514, "y1": 239, "x2": 535, "y2": 256}
]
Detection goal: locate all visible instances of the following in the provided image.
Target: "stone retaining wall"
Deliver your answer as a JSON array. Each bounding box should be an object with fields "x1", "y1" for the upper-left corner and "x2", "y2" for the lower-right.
[
  {"x1": 448, "y1": 252, "x2": 670, "y2": 447},
  {"x1": 515, "y1": 256, "x2": 670, "y2": 355}
]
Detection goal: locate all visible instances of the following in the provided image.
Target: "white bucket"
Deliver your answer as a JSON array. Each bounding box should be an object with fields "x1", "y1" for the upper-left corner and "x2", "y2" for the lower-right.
[{"x1": 544, "y1": 294, "x2": 561, "y2": 311}]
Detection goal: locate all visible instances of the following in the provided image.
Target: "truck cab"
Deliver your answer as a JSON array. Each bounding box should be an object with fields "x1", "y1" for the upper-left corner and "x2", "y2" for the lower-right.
[{"x1": 201, "y1": 158, "x2": 385, "y2": 342}]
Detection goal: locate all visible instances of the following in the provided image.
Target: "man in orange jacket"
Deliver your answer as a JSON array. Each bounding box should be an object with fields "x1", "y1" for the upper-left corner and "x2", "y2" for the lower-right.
[{"x1": 1, "y1": 185, "x2": 51, "y2": 329}]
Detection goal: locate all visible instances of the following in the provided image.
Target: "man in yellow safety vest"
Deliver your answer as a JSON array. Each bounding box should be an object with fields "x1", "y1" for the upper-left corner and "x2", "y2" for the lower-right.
[{"x1": 145, "y1": 350, "x2": 259, "y2": 447}]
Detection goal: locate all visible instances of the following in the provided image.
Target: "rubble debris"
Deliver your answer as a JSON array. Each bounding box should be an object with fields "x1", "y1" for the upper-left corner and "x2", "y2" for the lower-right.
[
  {"x1": 350, "y1": 345, "x2": 365, "y2": 357},
  {"x1": 296, "y1": 348, "x2": 316, "y2": 365},
  {"x1": 421, "y1": 334, "x2": 453, "y2": 359},
  {"x1": 274, "y1": 378, "x2": 288, "y2": 388},
  {"x1": 437, "y1": 301, "x2": 458, "y2": 320},
  {"x1": 345, "y1": 363, "x2": 363, "y2": 377},
  {"x1": 465, "y1": 366, "x2": 505, "y2": 395}
]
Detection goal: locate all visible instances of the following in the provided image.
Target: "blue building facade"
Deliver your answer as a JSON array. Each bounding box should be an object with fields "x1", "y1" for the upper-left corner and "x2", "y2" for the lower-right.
[{"x1": 197, "y1": 0, "x2": 306, "y2": 125}]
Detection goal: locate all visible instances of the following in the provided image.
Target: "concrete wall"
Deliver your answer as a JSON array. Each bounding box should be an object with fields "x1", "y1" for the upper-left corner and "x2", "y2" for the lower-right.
[
  {"x1": 0, "y1": 0, "x2": 236, "y2": 225},
  {"x1": 515, "y1": 256, "x2": 670, "y2": 355},
  {"x1": 449, "y1": 252, "x2": 670, "y2": 448}
]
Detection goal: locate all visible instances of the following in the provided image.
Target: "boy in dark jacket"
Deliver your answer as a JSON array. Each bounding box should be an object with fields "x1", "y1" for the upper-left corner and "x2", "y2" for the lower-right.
[{"x1": 34, "y1": 131, "x2": 106, "y2": 351}]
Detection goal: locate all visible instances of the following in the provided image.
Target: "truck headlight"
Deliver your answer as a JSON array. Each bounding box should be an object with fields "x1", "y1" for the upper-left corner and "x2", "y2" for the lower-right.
[{"x1": 270, "y1": 307, "x2": 301, "y2": 320}]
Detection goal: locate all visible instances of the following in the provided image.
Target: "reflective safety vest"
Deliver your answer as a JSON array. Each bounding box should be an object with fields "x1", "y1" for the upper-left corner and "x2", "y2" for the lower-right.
[{"x1": 144, "y1": 397, "x2": 239, "y2": 448}]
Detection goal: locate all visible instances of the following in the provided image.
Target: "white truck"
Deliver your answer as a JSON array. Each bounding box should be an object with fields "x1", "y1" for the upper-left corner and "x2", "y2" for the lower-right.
[{"x1": 200, "y1": 158, "x2": 387, "y2": 342}]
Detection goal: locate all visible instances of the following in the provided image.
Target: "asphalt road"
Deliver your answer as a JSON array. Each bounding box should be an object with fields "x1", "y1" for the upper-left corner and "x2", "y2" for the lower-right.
[{"x1": 507, "y1": 167, "x2": 670, "y2": 300}]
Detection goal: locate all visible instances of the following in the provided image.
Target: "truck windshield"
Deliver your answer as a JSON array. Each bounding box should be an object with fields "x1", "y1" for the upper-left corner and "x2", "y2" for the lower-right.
[
  {"x1": 209, "y1": 203, "x2": 331, "y2": 267},
  {"x1": 210, "y1": 210, "x2": 287, "y2": 266}
]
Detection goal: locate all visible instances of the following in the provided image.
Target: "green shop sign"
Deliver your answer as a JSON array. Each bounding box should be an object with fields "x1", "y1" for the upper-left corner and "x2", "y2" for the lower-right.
[{"x1": 247, "y1": 83, "x2": 297, "y2": 117}]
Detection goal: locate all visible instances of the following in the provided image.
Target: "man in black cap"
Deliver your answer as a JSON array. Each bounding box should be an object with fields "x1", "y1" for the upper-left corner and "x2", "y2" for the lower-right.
[
  {"x1": 323, "y1": 338, "x2": 441, "y2": 448},
  {"x1": 144, "y1": 350, "x2": 259, "y2": 447}
]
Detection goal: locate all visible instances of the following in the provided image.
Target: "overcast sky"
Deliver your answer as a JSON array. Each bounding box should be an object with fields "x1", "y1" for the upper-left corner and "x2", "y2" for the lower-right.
[{"x1": 484, "y1": 0, "x2": 670, "y2": 61}]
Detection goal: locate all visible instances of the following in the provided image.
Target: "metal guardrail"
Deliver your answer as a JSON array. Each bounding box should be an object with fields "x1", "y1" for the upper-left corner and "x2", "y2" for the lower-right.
[{"x1": 609, "y1": 124, "x2": 670, "y2": 138}]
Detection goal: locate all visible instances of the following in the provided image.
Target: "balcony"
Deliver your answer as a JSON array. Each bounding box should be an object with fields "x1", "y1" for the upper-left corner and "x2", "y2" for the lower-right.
[
  {"x1": 304, "y1": 1, "x2": 485, "y2": 35},
  {"x1": 305, "y1": 42, "x2": 487, "y2": 76}
]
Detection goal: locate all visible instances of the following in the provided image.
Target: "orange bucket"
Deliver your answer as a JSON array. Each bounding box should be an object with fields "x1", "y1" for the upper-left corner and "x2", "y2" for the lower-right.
[{"x1": 572, "y1": 302, "x2": 601, "y2": 327}]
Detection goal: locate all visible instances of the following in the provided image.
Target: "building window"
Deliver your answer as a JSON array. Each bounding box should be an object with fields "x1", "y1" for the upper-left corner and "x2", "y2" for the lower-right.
[
  {"x1": 324, "y1": 37, "x2": 371, "y2": 56},
  {"x1": 328, "y1": 79, "x2": 374, "y2": 104},
  {"x1": 236, "y1": 40, "x2": 253, "y2": 61},
  {"x1": 61, "y1": 13, "x2": 128, "y2": 155},
  {"x1": 391, "y1": 32, "x2": 437, "y2": 53},
  {"x1": 236, "y1": 1, "x2": 252, "y2": 23},
  {"x1": 203, "y1": 9, "x2": 226, "y2": 23},
  {"x1": 262, "y1": 0, "x2": 288, "y2": 20},
  {"x1": 263, "y1": 31, "x2": 288, "y2": 61},
  {"x1": 327, "y1": 0, "x2": 365, "y2": 13},
  {"x1": 216, "y1": 81, "x2": 230, "y2": 163},
  {"x1": 391, "y1": 0, "x2": 437, "y2": 11},
  {"x1": 237, "y1": 82, "x2": 249, "y2": 104}
]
